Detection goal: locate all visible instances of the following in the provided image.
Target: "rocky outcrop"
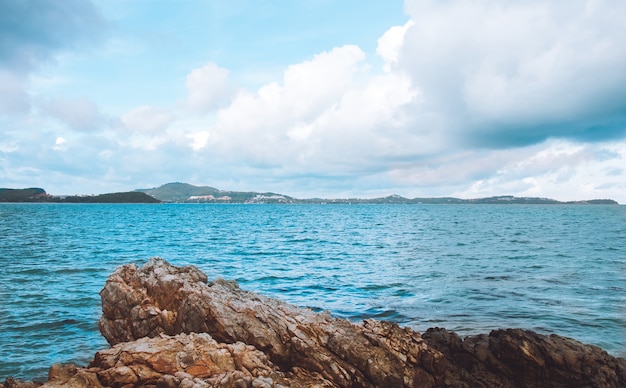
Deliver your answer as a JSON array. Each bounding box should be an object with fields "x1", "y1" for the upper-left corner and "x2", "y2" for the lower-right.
[
  {"x1": 423, "y1": 328, "x2": 626, "y2": 387},
  {"x1": 95, "y1": 257, "x2": 625, "y2": 387},
  {"x1": 1, "y1": 333, "x2": 331, "y2": 388},
  {"x1": 4, "y1": 257, "x2": 625, "y2": 387}
]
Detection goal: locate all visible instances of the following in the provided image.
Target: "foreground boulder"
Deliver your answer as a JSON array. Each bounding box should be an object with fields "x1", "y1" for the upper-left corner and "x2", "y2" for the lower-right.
[
  {"x1": 3, "y1": 257, "x2": 625, "y2": 387},
  {"x1": 1, "y1": 333, "x2": 332, "y2": 388},
  {"x1": 95, "y1": 257, "x2": 625, "y2": 387}
]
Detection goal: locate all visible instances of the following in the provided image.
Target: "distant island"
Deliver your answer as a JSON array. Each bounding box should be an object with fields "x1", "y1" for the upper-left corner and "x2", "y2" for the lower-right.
[
  {"x1": 136, "y1": 182, "x2": 618, "y2": 204},
  {"x1": 0, "y1": 183, "x2": 619, "y2": 204},
  {"x1": 0, "y1": 188, "x2": 160, "y2": 203}
]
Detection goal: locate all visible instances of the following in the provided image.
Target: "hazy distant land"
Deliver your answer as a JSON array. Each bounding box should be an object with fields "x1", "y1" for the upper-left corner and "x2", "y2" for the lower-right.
[
  {"x1": 0, "y1": 183, "x2": 618, "y2": 205},
  {"x1": 0, "y1": 188, "x2": 159, "y2": 203}
]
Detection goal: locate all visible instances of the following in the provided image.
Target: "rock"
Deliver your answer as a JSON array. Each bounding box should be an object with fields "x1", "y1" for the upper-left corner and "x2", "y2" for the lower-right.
[
  {"x1": 99, "y1": 258, "x2": 430, "y2": 386},
  {"x1": 2, "y1": 333, "x2": 332, "y2": 387},
  {"x1": 423, "y1": 327, "x2": 626, "y2": 387},
  {"x1": 0, "y1": 377, "x2": 42, "y2": 388},
  {"x1": 43, "y1": 364, "x2": 103, "y2": 388},
  {"x1": 96, "y1": 257, "x2": 626, "y2": 387},
  {"x1": 89, "y1": 332, "x2": 329, "y2": 387},
  {"x1": 6, "y1": 257, "x2": 625, "y2": 387}
]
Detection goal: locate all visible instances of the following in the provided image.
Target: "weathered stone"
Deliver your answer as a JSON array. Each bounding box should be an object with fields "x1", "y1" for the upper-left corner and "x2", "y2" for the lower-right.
[
  {"x1": 423, "y1": 327, "x2": 626, "y2": 388},
  {"x1": 43, "y1": 364, "x2": 103, "y2": 388},
  {"x1": 0, "y1": 378, "x2": 42, "y2": 388},
  {"x1": 95, "y1": 257, "x2": 626, "y2": 387},
  {"x1": 6, "y1": 257, "x2": 626, "y2": 387},
  {"x1": 89, "y1": 332, "x2": 328, "y2": 387}
]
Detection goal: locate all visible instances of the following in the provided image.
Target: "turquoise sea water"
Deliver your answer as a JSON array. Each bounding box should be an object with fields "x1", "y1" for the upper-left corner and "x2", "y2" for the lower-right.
[{"x1": 1, "y1": 203, "x2": 625, "y2": 381}]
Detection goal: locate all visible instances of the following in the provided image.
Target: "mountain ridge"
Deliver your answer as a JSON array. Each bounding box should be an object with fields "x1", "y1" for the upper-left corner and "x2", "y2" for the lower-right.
[
  {"x1": 136, "y1": 182, "x2": 295, "y2": 203},
  {"x1": 0, "y1": 183, "x2": 619, "y2": 204},
  {"x1": 136, "y1": 183, "x2": 619, "y2": 205},
  {"x1": 0, "y1": 188, "x2": 159, "y2": 203}
]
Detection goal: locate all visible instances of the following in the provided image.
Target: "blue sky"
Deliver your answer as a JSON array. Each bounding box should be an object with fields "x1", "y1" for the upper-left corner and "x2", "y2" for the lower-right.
[{"x1": 2, "y1": 0, "x2": 626, "y2": 202}]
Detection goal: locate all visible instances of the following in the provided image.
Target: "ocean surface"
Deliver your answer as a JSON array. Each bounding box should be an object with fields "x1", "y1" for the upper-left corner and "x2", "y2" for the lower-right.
[{"x1": 1, "y1": 203, "x2": 625, "y2": 381}]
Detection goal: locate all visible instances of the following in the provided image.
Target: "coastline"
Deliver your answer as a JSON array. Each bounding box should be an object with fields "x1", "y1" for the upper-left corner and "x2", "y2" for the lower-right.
[{"x1": 0, "y1": 185, "x2": 619, "y2": 204}]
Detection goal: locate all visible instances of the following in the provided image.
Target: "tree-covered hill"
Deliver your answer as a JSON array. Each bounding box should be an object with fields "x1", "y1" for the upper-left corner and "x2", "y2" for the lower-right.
[
  {"x1": 136, "y1": 182, "x2": 295, "y2": 203},
  {"x1": 60, "y1": 192, "x2": 161, "y2": 203},
  {"x1": 0, "y1": 184, "x2": 619, "y2": 204},
  {"x1": 0, "y1": 188, "x2": 50, "y2": 202},
  {"x1": 0, "y1": 189, "x2": 160, "y2": 203},
  {"x1": 135, "y1": 182, "x2": 221, "y2": 202}
]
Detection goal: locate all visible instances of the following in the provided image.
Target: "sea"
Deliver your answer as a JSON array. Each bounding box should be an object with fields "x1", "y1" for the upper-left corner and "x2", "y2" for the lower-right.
[{"x1": 1, "y1": 203, "x2": 625, "y2": 381}]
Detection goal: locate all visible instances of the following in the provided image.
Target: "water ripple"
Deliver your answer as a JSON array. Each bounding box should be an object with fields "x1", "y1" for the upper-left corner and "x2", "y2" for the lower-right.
[{"x1": 1, "y1": 203, "x2": 625, "y2": 381}]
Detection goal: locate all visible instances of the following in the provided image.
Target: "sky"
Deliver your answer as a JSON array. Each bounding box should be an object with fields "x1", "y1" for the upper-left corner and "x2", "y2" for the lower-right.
[{"x1": 1, "y1": 0, "x2": 626, "y2": 202}]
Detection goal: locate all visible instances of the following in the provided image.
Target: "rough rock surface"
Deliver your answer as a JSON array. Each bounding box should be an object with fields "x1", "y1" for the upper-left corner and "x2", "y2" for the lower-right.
[
  {"x1": 1, "y1": 333, "x2": 332, "y2": 388},
  {"x1": 91, "y1": 331, "x2": 333, "y2": 387},
  {"x1": 3, "y1": 257, "x2": 625, "y2": 387},
  {"x1": 95, "y1": 257, "x2": 625, "y2": 387}
]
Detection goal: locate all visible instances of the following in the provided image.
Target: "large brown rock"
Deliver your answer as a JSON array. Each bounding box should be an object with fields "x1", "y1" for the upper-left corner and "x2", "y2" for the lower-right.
[
  {"x1": 423, "y1": 327, "x2": 626, "y2": 387},
  {"x1": 2, "y1": 333, "x2": 332, "y2": 388},
  {"x1": 90, "y1": 332, "x2": 332, "y2": 387},
  {"x1": 99, "y1": 257, "x2": 433, "y2": 386},
  {"x1": 4, "y1": 257, "x2": 624, "y2": 387},
  {"x1": 95, "y1": 257, "x2": 626, "y2": 387}
]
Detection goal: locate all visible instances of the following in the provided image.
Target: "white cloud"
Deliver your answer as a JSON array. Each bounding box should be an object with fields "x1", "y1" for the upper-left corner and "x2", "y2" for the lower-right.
[
  {"x1": 53, "y1": 136, "x2": 67, "y2": 151},
  {"x1": 203, "y1": 44, "x2": 426, "y2": 176},
  {"x1": 216, "y1": 45, "x2": 366, "y2": 134},
  {"x1": 450, "y1": 140, "x2": 626, "y2": 201},
  {"x1": 400, "y1": 0, "x2": 626, "y2": 144},
  {"x1": 378, "y1": 136, "x2": 626, "y2": 202},
  {"x1": 376, "y1": 20, "x2": 414, "y2": 72},
  {"x1": 3, "y1": 1, "x2": 626, "y2": 204},
  {"x1": 121, "y1": 105, "x2": 173, "y2": 133},
  {"x1": 0, "y1": 141, "x2": 19, "y2": 153},
  {"x1": 42, "y1": 96, "x2": 101, "y2": 131},
  {"x1": 186, "y1": 62, "x2": 231, "y2": 113},
  {"x1": 188, "y1": 131, "x2": 210, "y2": 151},
  {"x1": 293, "y1": 72, "x2": 421, "y2": 166}
]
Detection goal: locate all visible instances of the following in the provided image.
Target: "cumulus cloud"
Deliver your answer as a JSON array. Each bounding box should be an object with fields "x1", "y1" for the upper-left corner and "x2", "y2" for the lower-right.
[
  {"x1": 0, "y1": 140, "x2": 19, "y2": 153},
  {"x1": 376, "y1": 20, "x2": 414, "y2": 72},
  {"x1": 52, "y1": 136, "x2": 67, "y2": 151},
  {"x1": 190, "y1": 0, "x2": 626, "y2": 198},
  {"x1": 457, "y1": 140, "x2": 626, "y2": 200},
  {"x1": 399, "y1": 0, "x2": 626, "y2": 146},
  {"x1": 216, "y1": 45, "x2": 366, "y2": 132},
  {"x1": 208, "y1": 45, "x2": 369, "y2": 167},
  {"x1": 208, "y1": 44, "x2": 421, "y2": 174},
  {"x1": 186, "y1": 62, "x2": 232, "y2": 113},
  {"x1": 4, "y1": 1, "x2": 626, "y2": 203},
  {"x1": 121, "y1": 105, "x2": 173, "y2": 134},
  {"x1": 381, "y1": 138, "x2": 626, "y2": 201}
]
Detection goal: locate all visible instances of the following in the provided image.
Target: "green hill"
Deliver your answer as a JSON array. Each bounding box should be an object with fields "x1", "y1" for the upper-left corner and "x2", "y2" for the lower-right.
[
  {"x1": 0, "y1": 188, "x2": 51, "y2": 202},
  {"x1": 135, "y1": 182, "x2": 619, "y2": 205},
  {"x1": 1, "y1": 183, "x2": 619, "y2": 205},
  {"x1": 136, "y1": 182, "x2": 221, "y2": 202},
  {"x1": 60, "y1": 192, "x2": 160, "y2": 203},
  {"x1": 136, "y1": 182, "x2": 295, "y2": 203}
]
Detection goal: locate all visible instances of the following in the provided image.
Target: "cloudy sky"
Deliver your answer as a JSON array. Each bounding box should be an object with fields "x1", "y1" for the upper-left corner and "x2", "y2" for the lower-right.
[{"x1": 1, "y1": 0, "x2": 626, "y2": 202}]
